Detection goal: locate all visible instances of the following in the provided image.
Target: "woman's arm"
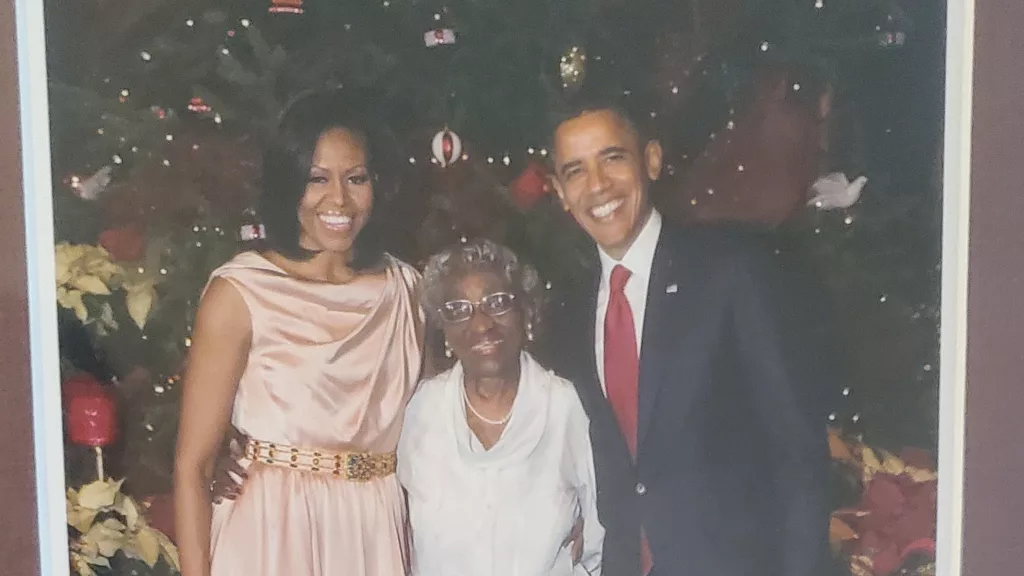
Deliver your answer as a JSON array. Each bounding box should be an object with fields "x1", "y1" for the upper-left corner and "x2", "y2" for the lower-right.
[
  {"x1": 174, "y1": 278, "x2": 252, "y2": 576},
  {"x1": 569, "y1": 395, "x2": 605, "y2": 576}
]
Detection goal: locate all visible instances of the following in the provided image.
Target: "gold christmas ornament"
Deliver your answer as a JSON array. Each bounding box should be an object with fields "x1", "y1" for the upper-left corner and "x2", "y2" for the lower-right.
[{"x1": 559, "y1": 45, "x2": 587, "y2": 91}]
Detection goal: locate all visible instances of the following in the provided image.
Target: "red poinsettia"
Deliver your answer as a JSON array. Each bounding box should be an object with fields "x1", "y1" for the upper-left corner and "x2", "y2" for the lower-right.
[
  {"x1": 509, "y1": 161, "x2": 552, "y2": 210},
  {"x1": 829, "y1": 428, "x2": 938, "y2": 576},
  {"x1": 98, "y1": 223, "x2": 146, "y2": 262},
  {"x1": 842, "y1": 473, "x2": 937, "y2": 575},
  {"x1": 143, "y1": 494, "x2": 177, "y2": 544}
]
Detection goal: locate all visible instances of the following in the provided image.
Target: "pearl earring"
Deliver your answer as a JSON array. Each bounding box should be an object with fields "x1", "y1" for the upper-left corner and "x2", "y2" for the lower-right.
[
  {"x1": 444, "y1": 340, "x2": 453, "y2": 358},
  {"x1": 526, "y1": 322, "x2": 534, "y2": 342}
]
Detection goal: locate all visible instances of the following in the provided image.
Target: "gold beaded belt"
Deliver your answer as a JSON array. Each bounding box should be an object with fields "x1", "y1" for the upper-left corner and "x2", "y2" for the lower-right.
[{"x1": 244, "y1": 439, "x2": 396, "y2": 481}]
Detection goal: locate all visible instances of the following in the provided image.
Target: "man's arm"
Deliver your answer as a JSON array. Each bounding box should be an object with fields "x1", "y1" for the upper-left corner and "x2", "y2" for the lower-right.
[{"x1": 731, "y1": 242, "x2": 835, "y2": 576}]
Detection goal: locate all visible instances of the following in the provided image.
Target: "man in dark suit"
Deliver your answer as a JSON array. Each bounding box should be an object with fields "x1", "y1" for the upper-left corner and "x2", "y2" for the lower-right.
[{"x1": 544, "y1": 98, "x2": 834, "y2": 576}]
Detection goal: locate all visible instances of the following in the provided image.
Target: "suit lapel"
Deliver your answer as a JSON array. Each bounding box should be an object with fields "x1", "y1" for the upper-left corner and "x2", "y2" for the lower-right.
[
  {"x1": 578, "y1": 270, "x2": 602, "y2": 396},
  {"x1": 636, "y1": 228, "x2": 701, "y2": 451}
]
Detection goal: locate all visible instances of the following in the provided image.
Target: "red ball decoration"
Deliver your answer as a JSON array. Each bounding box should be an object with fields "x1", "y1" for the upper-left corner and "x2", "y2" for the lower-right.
[
  {"x1": 431, "y1": 127, "x2": 462, "y2": 168},
  {"x1": 509, "y1": 161, "x2": 552, "y2": 210},
  {"x1": 63, "y1": 374, "x2": 118, "y2": 448}
]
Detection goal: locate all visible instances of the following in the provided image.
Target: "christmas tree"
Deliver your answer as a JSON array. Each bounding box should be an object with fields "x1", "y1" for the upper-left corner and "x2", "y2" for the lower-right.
[{"x1": 47, "y1": 0, "x2": 940, "y2": 573}]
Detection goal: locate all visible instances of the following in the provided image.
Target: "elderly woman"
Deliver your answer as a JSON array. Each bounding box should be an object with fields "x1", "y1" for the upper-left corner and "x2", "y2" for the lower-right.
[
  {"x1": 398, "y1": 238, "x2": 603, "y2": 576},
  {"x1": 206, "y1": 238, "x2": 600, "y2": 575}
]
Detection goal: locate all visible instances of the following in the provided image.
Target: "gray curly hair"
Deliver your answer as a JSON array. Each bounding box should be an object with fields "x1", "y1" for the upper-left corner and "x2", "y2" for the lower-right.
[{"x1": 420, "y1": 238, "x2": 545, "y2": 331}]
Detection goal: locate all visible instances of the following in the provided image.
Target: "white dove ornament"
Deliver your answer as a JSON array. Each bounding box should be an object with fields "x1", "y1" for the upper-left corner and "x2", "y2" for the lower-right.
[{"x1": 807, "y1": 172, "x2": 868, "y2": 211}]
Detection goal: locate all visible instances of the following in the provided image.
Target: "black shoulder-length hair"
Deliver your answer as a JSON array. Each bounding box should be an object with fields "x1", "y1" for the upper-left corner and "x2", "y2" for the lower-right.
[{"x1": 258, "y1": 88, "x2": 397, "y2": 270}]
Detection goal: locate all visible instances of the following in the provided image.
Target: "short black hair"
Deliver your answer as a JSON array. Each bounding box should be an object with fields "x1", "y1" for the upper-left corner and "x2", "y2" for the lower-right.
[
  {"x1": 546, "y1": 89, "x2": 652, "y2": 150},
  {"x1": 258, "y1": 89, "x2": 396, "y2": 270}
]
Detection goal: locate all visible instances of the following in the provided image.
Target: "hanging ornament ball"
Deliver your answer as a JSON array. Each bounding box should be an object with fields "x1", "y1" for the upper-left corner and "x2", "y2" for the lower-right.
[
  {"x1": 559, "y1": 45, "x2": 587, "y2": 92},
  {"x1": 269, "y1": 0, "x2": 304, "y2": 15},
  {"x1": 431, "y1": 128, "x2": 463, "y2": 168}
]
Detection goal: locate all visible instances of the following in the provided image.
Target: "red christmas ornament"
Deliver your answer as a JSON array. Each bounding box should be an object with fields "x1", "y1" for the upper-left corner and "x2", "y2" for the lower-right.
[
  {"x1": 187, "y1": 97, "x2": 212, "y2": 114},
  {"x1": 431, "y1": 127, "x2": 463, "y2": 168},
  {"x1": 269, "y1": 0, "x2": 304, "y2": 14},
  {"x1": 64, "y1": 374, "x2": 118, "y2": 448},
  {"x1": 64, "y1": 374, "x2": 118, "y2": 480},
  {"x1": 239, "y1": 206, "x2": 266, "y2": 242},
  {"x1": 509, "y1": 161, "x2": 552, "y2": 210},
  {"x1": 424, "y1": 28, "x2": 456, "y2": 47}
]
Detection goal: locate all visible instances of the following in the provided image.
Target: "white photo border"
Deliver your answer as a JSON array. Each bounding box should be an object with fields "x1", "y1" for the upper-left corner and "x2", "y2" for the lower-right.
[
  {"x1": 936, "y1": 0, "x2": 974, "y2": 573},
  {"x1": 17, "y1": 0, "x2": 70, "y2": 573}
]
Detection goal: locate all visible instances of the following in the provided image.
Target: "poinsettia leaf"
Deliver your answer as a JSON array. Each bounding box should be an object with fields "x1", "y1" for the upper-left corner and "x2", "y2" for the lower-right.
[
  {"x1": 136, "y1": 527, "x2": 162, "y2": 567},
  {"x1": 83, "y1": 522, "x2": 126, "y2": 558},
  {"x1": 67, "y1": 507, "x2": 99, "y2": 533},
  {"x1": 101, "y1": 518, "x2": 126, "y2": 531},
  {"x1": 86, "y1": 555, "x2": 110, "y2": 568},
  {"x1": 125, "y1": 282, "x2": 156, "y2": 328},
  {"x1": 906, "y1": 467, "x2": 938, "y2": 482},
  {"x1": 72, "y1": 275, "x2": 111, "y2": 296},
  {"x1": 828, "y1": 428, "x2": 856, "y2": 462},
  {"x1": 160, "y1": 535, "x2": 181, "y2": 569},
  {"x1": 77, "y1": 479, "x2": 124, "y2": 509},
  {"x1": 117, "y1": 494, "x2": 141, "y2": 531},
  {"x1": 830, "y1": 516, "x2": 859, "y2": 542}
]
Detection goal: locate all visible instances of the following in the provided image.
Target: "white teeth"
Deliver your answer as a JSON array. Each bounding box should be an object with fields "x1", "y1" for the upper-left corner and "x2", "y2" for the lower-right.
[
  {"x1": 472, "y1": 340, "x2": 502, "y2": 352},
  {"x1": 590, "y1": 199, "x2": 624, "y2": 220},
  {"x1": 318, "y1": 213, "x2": 352, "y2": 228}
]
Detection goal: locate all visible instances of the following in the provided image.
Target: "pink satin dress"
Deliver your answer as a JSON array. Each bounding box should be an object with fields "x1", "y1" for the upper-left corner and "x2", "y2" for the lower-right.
[{"x1": 207, "y1": 251, "x2": 424, "y2": 576}]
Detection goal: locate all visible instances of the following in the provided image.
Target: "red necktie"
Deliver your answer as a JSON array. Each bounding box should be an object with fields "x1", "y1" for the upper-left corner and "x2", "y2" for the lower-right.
[
  {"x1": 603, "y1": 265, "x2": 653, "y2": 575},
  {"x1": 604, "y1": 265, "x2": 639, "y2": 454}
]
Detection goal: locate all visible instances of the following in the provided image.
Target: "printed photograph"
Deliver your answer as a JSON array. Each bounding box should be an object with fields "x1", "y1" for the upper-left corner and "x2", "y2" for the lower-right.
[{"x1": 46, "y1": 0, "x2": 945, "y2": 574}]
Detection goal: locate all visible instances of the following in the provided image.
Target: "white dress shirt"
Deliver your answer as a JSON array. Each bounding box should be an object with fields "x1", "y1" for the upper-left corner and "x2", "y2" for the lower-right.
[
  {"x1": 398, "y1": 353, "x2": 604, "y2": 576},
  {"x1": 594, "y1": 209, "x2": 663, "y2": 395}
]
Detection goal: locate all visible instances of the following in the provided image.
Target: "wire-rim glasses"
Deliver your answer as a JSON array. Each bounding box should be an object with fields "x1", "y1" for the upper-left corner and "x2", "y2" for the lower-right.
[{"x1": 438, "y1": 292, "x2": 517, "y2": 324}]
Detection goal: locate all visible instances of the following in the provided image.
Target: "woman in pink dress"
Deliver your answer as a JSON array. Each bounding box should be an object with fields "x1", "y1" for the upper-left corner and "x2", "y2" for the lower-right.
[{"x1": 174, "y1": 90, "x2": 423, "y2": 576}]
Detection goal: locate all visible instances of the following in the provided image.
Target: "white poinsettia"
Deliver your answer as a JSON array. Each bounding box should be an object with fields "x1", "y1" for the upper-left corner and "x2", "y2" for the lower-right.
[
  {"x1": 66, "y1": 479, "x2": 180, "y2": 574},
  {"x1": 53, "y1": 242, "x2": 161, "y2": 329},
  {"x1": 55, "y1": 243, "x2": 123, "y2": 323}
]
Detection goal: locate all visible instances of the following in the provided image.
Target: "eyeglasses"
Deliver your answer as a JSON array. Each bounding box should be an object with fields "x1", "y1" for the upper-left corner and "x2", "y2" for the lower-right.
[{"x1": 438, "y1": 292, "x2": 517, "y2": 324}]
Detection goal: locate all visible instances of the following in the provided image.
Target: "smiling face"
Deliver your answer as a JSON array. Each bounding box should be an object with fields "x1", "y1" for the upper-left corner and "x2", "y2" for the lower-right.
[
  {"x1": 441, "y1": 270, "x2": 524, "y2": 381},
  {"x1": 296, "y1": 127, "x2": 374, "y2": 256},
  {"x1": 551, "y1": 109, "x2": 663, "y2": 260}
]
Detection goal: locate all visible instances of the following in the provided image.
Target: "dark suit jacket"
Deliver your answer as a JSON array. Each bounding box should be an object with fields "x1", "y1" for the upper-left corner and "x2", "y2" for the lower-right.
[{"x1": 545, "y1": 224, "x2": 834, "y2": 576}]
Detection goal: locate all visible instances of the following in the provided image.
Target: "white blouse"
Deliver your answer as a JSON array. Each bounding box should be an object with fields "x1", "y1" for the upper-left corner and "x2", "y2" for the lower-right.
[{"x1": 398, "y1": 352, "x2": 604, "y2": 576}]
